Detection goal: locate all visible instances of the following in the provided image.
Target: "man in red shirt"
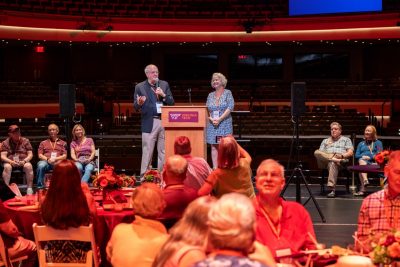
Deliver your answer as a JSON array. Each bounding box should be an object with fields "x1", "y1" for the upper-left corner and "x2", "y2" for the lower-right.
[
  {"x1": 253, "y1": 159, "x2": 317, "y2": 257},
  {"x1": 356, "y1": 150, "x2": 400, "y2": 252}
]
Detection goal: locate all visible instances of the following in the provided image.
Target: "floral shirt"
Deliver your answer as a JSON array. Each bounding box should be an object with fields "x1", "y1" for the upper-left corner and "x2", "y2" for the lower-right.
[
  {"x1": 357, "y1": 188, "x2": 400, "y2": 242},
  {"x1": 193, "y1": 254, "x2": 268, "y2": 267},
  {"x1": 318, "y1": 135, "x2": 353, "y2": 155}
]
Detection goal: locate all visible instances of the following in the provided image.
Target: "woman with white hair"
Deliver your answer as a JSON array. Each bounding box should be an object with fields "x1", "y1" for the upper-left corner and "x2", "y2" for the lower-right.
[
  {"x1": 206, "y1": 72, "x2": 234, "y2": 169},
  {"x1": 193, "y1": 193, "x2": 275, "y2": 267}
]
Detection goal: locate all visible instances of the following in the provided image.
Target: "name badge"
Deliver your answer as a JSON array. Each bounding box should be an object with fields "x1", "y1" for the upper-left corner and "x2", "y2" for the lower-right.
[
  {"x1": 13, "y1": 154, "x2": 19, "y2": 162},
  {"x1": 50, "y1": 152, "x2": 57, "y2": 160},
  {"x1": 156, "y1": 102, "x2": 163, "y2": 114},
  {"x1": 212, "y1": 110, "x2": 219, "y2": 119},
  {"x1": 276, "y1": 248, "x2": 292, "y2": 258}
]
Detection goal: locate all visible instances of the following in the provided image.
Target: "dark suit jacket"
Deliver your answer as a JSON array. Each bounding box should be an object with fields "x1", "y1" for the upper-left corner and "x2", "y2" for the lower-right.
[{"x1": 133, "y1": 79, "x2": 174, "y2": 133}]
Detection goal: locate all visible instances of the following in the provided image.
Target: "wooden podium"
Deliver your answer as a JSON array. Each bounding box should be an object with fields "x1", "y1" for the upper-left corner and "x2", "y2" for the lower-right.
[{"x1": 162, "y1": 106, "x2": 207, "y2": 160}]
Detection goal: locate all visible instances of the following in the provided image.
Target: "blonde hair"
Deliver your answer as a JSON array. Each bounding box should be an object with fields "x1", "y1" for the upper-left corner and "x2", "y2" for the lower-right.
[
  {"x1": 71, "y1": 124, "x2": 86, "y2": 140},
  {"x1": 365, "y1": 125, "x2": 378, "y2": 141},
  {"x1": 207, "y1": 193, "x2": 255, "y2": 253},
  {"x1": 131, "y1": 183, "x2": 166, "y2": 219},
  {"x1": 330, "y1": 122, "x2": 342, "y2": 130},
  {"x1": 211, "y1": 72, "x2": 227, "y2": 88},
  {"x1": 152, "y1": 196, "x2": 216, "y2": 267}
]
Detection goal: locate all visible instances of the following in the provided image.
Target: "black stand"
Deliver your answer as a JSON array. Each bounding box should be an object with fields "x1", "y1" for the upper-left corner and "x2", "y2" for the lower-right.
[{"x1": 281, "y1": 116, "x2": 326, "y2": 223}]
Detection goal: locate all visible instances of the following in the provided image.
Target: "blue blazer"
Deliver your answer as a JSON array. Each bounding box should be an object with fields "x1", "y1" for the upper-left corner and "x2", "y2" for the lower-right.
[{"x1": 133, "y1": 79, "x2": 174, "y2": 133}]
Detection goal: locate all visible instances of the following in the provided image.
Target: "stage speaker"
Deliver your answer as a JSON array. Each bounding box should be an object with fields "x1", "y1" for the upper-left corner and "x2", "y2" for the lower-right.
[
  {"x1": 291, "y1": 82, "x2": 306, "y2": 116},
  {"x1": 59, "y1": 84, "x2": 76, "y2": 117}
]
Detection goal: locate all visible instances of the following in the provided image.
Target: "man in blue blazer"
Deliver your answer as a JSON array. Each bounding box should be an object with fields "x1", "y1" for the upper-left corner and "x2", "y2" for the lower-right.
[{"x1": 134, "y1": 64, "x2": 174, "y2": 177}]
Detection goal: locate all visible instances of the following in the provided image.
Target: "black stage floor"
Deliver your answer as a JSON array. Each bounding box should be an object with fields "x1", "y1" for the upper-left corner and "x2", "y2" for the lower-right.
[{"x1": 281, "y1": 183, "x2": 381, "y2": 249}]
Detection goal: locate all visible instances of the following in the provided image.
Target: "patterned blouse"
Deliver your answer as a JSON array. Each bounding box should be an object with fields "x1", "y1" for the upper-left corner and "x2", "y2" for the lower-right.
[
  {"x1": 44, "y1": 240, "x2": 91, "y2": 263},
  {"x1": 206, "y1": 89, "x2": 234, "y2": 144},
  {"x1": 193, "y1": 254, "x2": 268, "y2": 267}
]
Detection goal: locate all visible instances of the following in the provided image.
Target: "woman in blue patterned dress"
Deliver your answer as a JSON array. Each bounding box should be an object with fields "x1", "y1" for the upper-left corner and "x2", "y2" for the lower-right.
[{"x1": 206, "y1": 73, "x2": 234, "y2": 169}]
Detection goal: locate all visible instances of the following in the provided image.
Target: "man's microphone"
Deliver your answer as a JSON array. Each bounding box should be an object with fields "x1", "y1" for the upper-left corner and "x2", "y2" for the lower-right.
[{"x1": 155, "y1": 78, "x2": 159, "y2": 88}]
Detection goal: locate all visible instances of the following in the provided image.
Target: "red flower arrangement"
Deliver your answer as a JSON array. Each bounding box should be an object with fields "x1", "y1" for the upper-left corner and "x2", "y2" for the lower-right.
[
  {"x1": 369, "y1": 230, "x2": 400, "y2": 265},
  {"x1": 143, "y1": 169, "x2": 161, "y2": 184},
  {"x1": 92, "y1": 164, "x2": 134, "y2": 189},
  {"x1": 374, "y1": 150, "x2": 391, "y2": 165}
]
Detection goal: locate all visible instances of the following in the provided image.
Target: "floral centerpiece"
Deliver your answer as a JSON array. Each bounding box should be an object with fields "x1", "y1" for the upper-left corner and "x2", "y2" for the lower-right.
[
  {"x1": 92, "y1": 164, "x2": 134, "y2": 190},
  {"x1": 375, "y1": 150, "x2": 391, "y2": 166},
  {"x1": 369, "y1": 229, "x2": 400, "y2": 265},
  {"x1": 142, "y1": 169, "x2": 161, "y2": 184}
]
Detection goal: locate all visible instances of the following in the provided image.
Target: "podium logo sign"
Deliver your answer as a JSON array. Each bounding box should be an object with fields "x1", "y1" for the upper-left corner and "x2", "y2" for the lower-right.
[{"x1": 168, "y1": 111, "x2": 199, "y2": 122}]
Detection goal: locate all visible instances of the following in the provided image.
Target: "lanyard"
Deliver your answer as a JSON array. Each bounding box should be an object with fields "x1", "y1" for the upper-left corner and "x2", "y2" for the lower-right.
[
  {"x1": 367, "y1": 141, "x2": 374, "y2": 154},
  {"x1": 257, "y1": 198, "x2": 282, "y2": 239},
  {"x1": 48, "y1": 138, "x2": 58, "y2": 151}
]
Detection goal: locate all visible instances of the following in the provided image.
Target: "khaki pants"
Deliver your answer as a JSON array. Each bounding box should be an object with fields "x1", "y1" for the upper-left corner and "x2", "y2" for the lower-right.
[
  {"x1": 314, "y1": 150, "x2": 341, "y2": 189},
  {"x1": 140, "y1": 118, "x2": 165, "y2": 176}
]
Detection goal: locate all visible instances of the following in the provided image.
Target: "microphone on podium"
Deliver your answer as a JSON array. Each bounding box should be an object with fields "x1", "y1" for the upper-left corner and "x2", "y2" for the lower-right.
[{"x1": 188, "y1": 88, "x2": 192, "y2": 105}]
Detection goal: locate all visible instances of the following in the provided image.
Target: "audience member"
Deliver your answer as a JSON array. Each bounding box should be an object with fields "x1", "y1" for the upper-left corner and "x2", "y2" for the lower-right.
[
  {"x1": 356, "y1": 150, "x2": 400, "y2": 252},
  {"x1": 134, "y1": 64, "x2": 175, "y2": 177},
  {"x1": 0, "y1": 200, "x2": 36, "y2": 266},
  {"x1": 314, "y1": 122, "x2": 354, "y2": 198},
  {"x1": 206, "y1": 72, "x2": 234, "y2": 169},
  {"x1": 152, "y1": 196, "x2": 216, "y2": 267},
  {"x1": 1, "y1": 125, "x2": 34, "y2": 195},
  {"x1": 36, "y1": 123, "x2": 67, "y2": 188},
  {"x1": 354, "y1": 125, "x2": 383, "y2": 197},
  {"x1": 198, "y1": 136, "x2": 255, "y2": 198},
  {"x1": 70, "y1": 124, "x2": 96, "y2": 183},
  {"x1": 193, "y1": 193, "x2": 274, "y2": 267},
  {"x1": 107, "y1": 183, "x2": 168, "y2": 267},
  {"x1": 253, "y1": 159, "x2": 317, "y2": 257},
  {"x1": 174, "y1": 136, "x2": 212, "y2": 191},
  {"x1": 160, "y1": 155, "x2": 197, "y2": 226},
  {"x1": 40, "y1": 159, "x2": 96, "y2": 263}
]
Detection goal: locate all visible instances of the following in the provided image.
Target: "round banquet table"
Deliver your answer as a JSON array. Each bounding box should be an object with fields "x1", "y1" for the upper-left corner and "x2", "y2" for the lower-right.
[{"x1": 4, "y1": 197, "x2": 135, "y2": 267}]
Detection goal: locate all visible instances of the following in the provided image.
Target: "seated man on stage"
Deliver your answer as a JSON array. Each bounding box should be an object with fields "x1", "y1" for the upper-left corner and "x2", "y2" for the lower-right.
[
  {"x1": 356, "y1": 150, "x2": 400, "y2": 252},
  {"x1": 174, "y1": 136, "x2": 212, "y2": 191},
  {"x1": 36, "y1": 123, "x2": 68, "y2": 188},
  {"x1": 314, "y1": 122, "x2": 354, "y2": 198},
  {"x1": 1, "y1": 125, "x2": 34, "y2": 195},
  {"x1": 253, "y1": 159, "x2": 317, "y2": 257}
]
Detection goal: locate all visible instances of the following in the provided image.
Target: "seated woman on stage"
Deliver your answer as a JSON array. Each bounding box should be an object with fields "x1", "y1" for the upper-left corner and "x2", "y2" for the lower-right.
[
  {"x1": 70, "y1": 124, "x2": 96, "y2": 183},
  {"x1": 193, "y1": 193, "x2": 275, "y2": 267},
  {"x1": 198, "y1": 135, "x2": 255, "y2": 199},
  {"x1": 153, "y1": 196, "x2": 216, "y2": 267},
  {"x1": 40, "y1": 159, "x2": 97, "y2": 263},
  {"x1": 107, "y1": 183, "x2": 168, "y2": 267},
  {"x1": 354, "y1": 125, "x2": 383, "y2": 197},
  {"x1": 253, "y1": 159, "x2": 317, "y2": 257}
]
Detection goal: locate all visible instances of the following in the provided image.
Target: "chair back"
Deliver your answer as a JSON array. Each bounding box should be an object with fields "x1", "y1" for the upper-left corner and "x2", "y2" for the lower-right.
[{"x1": 32, "y1": 223, "x2": 99, "y2": 267}]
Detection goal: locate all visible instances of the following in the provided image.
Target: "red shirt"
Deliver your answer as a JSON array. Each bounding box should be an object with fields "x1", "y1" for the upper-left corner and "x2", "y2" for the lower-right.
[{"x1": 253, "y1": 197, "x2": 317, "y2": 257}]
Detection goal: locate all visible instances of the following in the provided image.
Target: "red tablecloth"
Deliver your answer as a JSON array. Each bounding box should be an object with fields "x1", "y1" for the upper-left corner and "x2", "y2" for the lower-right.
[{"x1": 4, "y1": 198, "x2": 135, "y2": 267}]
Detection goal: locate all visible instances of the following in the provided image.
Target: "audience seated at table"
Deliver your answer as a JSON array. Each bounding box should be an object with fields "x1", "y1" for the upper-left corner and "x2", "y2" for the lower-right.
[
  {"x1": 253, "y1": 159, "x2": 317, "y2": 257},
  {"x1": 1, "y1": 125, "x2": 34, "y2": 195},
  {"x1": 160, "y1": 155, "x2": 198, "y2": 228},
  {"x1": 198, "y1": 135, "x2": 255, "y2": 198},
  {"x1": 174, "y1": 136, "x2": 212, "y2": 191},
  {"x1": 70, "y1": 124, "x2": 96, "y2": 183},
  {"x1": 153, "y1": 196, "x2": 216, "y2": 267},
  {"x1": 40, "y1": 159, "x2": 97, "y2": 263},
  {"x1": 106, "y1": 183, "x2": 168, "y2": 267},
  {"x1": 0, "y1": 199, "x2": 37, "y2": 266},
  {"x1": 36, "y1": 123, "x2": 68, "y2": 188},
  {"x1": 353, "y1": 125, "x2": 383, "y2": 197},
  {"x1": 356, "y1": 150, "x2": 400, "y2": 252},
  {"x1": 193, "y1": 193, "x2": 275, "y2": 267},
  {"x1": 314, "y1": 122, "x2": 354, "y2": 198}
]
